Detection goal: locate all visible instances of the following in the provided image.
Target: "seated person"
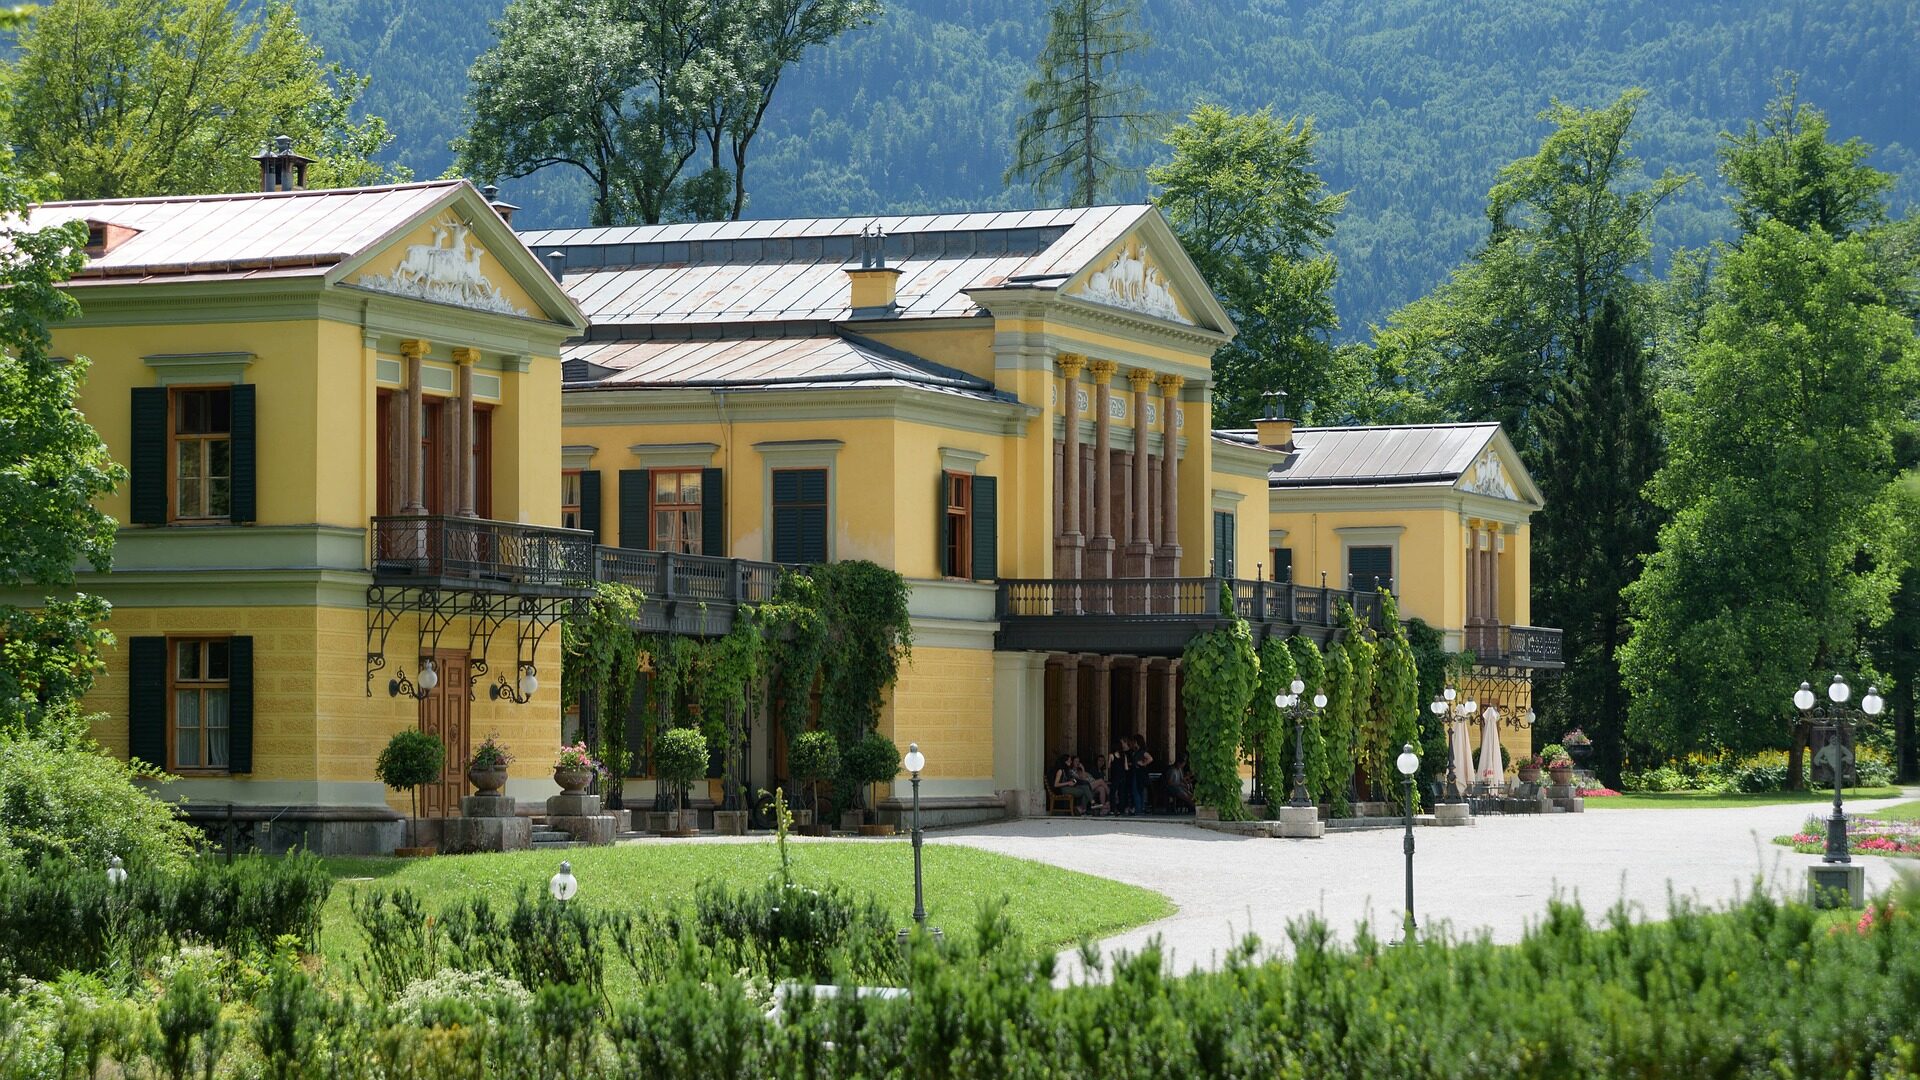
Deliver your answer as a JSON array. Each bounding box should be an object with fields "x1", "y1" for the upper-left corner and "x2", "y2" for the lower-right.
[
  {"x1": 1071, "y1": 755, "x2": 1110, "y2": 813},
  {"x1": 1163, "y1": 756, "x2": 1195, "y2": 812},
  {"x1": 1051, "y1": 754, "x2": 1092, "y2": 814}
]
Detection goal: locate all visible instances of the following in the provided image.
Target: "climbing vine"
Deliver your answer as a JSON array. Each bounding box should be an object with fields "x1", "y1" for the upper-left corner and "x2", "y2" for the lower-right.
[
  {"x1": 1373, "y1": 590, "x2": 1423, "y2": 812},
  {"x1": 560, "y1": 581, "x2": 643, "y2": 808},
  {"x1": 698, "y1": 611, "x2": 769, "y2": 807},
  {"x1": 1286, "y1": 635, "x2": 1331, "y2": 804},
  {"x1": 1322, "y1": 629, "x2": 1356, "y2": 817},
  {"x1": 1251, "y1": 636, "x2": 1296, "y2": 818},
  {"x1": 761, "y1": 571, "x2": 827, "y2": 743},
  {"x1": 1181, "y1": 587, "x2": 1260, "y2": 820},
  {"x1": 1406, "y1": 617, "x2": 1467, "y2": 775},
  {"x1": 1343, "y1": 600, "x2": 1383, "y2": 796},
  {"x1": 813, "y1": 560, "x2": 913, "y2": 756}
]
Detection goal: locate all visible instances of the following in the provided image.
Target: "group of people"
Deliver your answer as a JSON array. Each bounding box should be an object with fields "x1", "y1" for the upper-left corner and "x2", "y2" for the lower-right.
[{"x1": 1050, "y1": 735, "x2": 1196, "y2": 816}]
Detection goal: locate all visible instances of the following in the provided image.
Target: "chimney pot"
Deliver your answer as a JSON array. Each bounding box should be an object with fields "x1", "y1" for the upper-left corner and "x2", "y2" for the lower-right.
[
  {"x1": 253, "y1": 135, "x2": 314, "y2": 193},
  {"x1": 1254, "y1": 388, "x2": 1294, "y2": 450},
  {"x1": 844, "y1": 224, "x2": 901, "y2": 317},
  {"x1": 544, "y1": 250, "x2": 567, "y2": 282}
]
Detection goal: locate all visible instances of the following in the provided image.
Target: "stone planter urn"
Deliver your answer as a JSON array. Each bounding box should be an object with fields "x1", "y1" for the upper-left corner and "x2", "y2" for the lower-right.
[
  {"x1": 712, "y1": 809, "x2": 748, "y2": 836},
  {"x1": 468, "y1": 763, "x2": 508, "y2": 796},
  {"x1": 840, "y1": 809, "x2": 867, "y2": 832},
  {"x1": 1516, "y1": 764, "x2": 1541, "y2": 785},
  {"x1": 1548, "y1": 763, "x2": 1574, "y2": 786},
  {"x1": 1566, "y1": 742, "x2": 1592, "y2": 766},
  {"x1": 553, "y1": 766, "x2": 593, "y2": 795}
]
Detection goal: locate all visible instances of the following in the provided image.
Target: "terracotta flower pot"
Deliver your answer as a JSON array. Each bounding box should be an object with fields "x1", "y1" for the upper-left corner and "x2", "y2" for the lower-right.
[
  {"x1": 553, "y1": 766, "x2": 593, "y2": 794},
  {"x1": 1549, "y1": 764, "x2": 1574, "y2": 785},
  {"x1": 1516, "y1": 765, "x2": 1541, "y2": 784},
  {"x1": 468, "y1": 763, "x2": 508, "y2": 796}
]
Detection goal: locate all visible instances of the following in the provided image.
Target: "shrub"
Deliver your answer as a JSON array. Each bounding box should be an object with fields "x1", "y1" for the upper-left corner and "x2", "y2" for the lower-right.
[
  {"x1": 374, "y1": 729, "x2": 444, "y2": 846},
  {"x1": 677, "y1": 875, "x2": 899, "y2": 983},
  {"x1": 653, "y1": 727, "x2": 708, "y2": 809},
  {"x1": 841, "y1": 731, "x2": 900, "y2": 809},
  {"x1": 0, "y1": 735, "x2": 198, "y2": 872},
  {"x1": 390, "y1": 968, "x2": 533, "y2": 1028},
  {"x1": 788, "y1": 729, "x2": 839, "y2": 813}
]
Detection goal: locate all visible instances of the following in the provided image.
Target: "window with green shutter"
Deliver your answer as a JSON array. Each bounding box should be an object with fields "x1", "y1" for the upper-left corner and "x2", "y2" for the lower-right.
[
  {"x1": 772, "y1": 468, "x2": 827, "y2": 564},
  {"x1": 1348, "y1": 545, "x2": 1393, "y2": 593},
  {"x1": 1213, "y1": 510, "x2": 1236, "y2": 578}
]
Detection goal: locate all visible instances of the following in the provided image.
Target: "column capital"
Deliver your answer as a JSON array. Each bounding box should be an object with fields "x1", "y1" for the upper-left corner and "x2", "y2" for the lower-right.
[
  {"x1": 1056, "y1": 352, "x2": 1087, "y2": 378},
  {"x1": 1155, "y1": 373, "x2": 1186, "y2": 394},
  {"x1": 399, "y1": 339, "x2": 429, "y2": 361},
  {"x1": 1126, "y1": 368, "x2": 1155, "y2": 391},
  {"x1": 1087, "y1": 358, "x2": 1117, "y2": 383},
  {"x1": 450, "y1": 347, "x2": 480, "y2": 366}
]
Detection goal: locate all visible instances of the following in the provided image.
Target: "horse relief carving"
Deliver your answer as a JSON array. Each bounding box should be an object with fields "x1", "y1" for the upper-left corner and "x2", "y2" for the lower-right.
[
  {"x1": 357, "y1": 218, "x2": 527, "y2": 316},
  {"x1": 1073, "y1": 247, "x2": 1190, "y2": 325}
]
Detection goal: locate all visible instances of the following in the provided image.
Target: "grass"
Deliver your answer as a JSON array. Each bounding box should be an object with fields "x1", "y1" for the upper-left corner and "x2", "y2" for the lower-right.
[
  {"x1": 1872, "y1": 801, "x2": 1920, "y2": 821},
  {"x1": 318, "y1": 838, "x2": 1172, "y2": 977},
  {"x1": 1584, "y1": 786, "x2": 1903, "y2": 810}
]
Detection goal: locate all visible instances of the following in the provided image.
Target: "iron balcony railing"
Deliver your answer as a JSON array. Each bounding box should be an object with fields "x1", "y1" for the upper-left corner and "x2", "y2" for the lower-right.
[
  {"x1": 593, "y1": 546, "x2": 785, "y2": 606},
  {"x1": 995, "y1": 576, "x2": 1386, "y2": 628},
  {"x1": 370, "y1": 515, "x2": 595, "y2": 589},
  {"x1": 1464, "y1": 623, "x2": 1564, "y2": 666}
]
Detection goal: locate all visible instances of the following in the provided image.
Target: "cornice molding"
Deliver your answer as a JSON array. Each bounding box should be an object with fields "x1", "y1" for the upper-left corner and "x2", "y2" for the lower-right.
[{"x1": 563, "y1": 384, "x2": 1037, "y2": 437}]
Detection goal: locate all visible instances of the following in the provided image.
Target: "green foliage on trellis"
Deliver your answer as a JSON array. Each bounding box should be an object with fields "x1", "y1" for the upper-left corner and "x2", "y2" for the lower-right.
[
  {"x1": 1181, "y1": 597, "x2": 1261, "y2": 821},
  {"x1": 560, "y1": 582, "x2": 644, "y2": 805},
  {"x1": 1321, "y1": 634, "x2": 1355, "y2": 817},
  {"x1": 1373, "y1": 591, "x2": 1423, "y2": 812},
  {"x1": 1286, "y1": 635, "x2": 1332, "y2": 805},
  {"x1": 1343, "y1": 601, "x2": 1380, "y2": 795},
  {"x1": 1252, "y1": 636, "x2": 1297, "y2": 818}
]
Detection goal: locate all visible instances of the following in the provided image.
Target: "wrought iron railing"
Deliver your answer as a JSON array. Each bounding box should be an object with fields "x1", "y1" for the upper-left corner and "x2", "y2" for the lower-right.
[
  {"x1": 370, "y1": 515, "x2": 595, "y2": 588},
  {"x1": 1231, "y1": 579, "x2": 1383, "y2": 628},
  {"x1": 995, "y1": 576, "x2": 1386, "y2": 628},
  {"x1": 593, "y1": 546, "x2": 786, "y2": 606},
  {"x1": 1464, "y1": 623, "x2": 1564, "y2": 665}
]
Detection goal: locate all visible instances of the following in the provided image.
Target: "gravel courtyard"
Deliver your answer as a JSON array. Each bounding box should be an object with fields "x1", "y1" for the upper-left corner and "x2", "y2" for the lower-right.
[{"x1": 931, "y1": 793, "x2": 1920, "y2": 974}]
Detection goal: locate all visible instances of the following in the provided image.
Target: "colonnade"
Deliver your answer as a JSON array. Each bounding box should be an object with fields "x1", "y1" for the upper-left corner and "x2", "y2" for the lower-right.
[
  {"x1": 1463, "y1": 520, "x2": 1505, "y2": 655},
  {"x1": 1045, "y1": 653, "x2": 1181, "y2": 768},
  {"x1": 395, "y1": 338, "x2": 481, "y2": 519}
]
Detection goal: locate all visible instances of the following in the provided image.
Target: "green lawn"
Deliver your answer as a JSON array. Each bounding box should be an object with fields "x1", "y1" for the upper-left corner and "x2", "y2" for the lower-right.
[
  {"x1": 1584, "y1": 786, "x2": 1903, "y2": 810},
  {"x1": 1869, "y1": 801, "x2": 1920, "y2": 821},
  {"x1": 319, "y1": 839, "x2": 1171, "y2": 975}
]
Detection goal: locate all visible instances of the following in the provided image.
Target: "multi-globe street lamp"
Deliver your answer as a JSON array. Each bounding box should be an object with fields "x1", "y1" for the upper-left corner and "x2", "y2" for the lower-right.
[
  {"x1": 1429, "y1": 686, "x2": 1463, "y2": 804},
  {"x1": 1275, "y1": 679, "x2": 1328, "y2": 807},
  {"x1": 1793, "y1": 675, "x2": 1884, "y2": 866}
]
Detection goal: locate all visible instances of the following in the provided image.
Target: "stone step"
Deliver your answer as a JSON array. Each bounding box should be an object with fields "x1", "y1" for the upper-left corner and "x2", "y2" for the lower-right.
[{"x1": 531, "y1": 829, "x2": 572, "y2": 843}]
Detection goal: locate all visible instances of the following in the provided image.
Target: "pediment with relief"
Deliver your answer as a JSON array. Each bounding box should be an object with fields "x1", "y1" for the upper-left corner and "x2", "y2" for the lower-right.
[
  {"x1": 355, "y1": 214, "x2": 529, "y2": 317},
  {"x1": 1067, "y1": 238, "x2": 1194, "y2": 325},
  {"x1": 1461, "y1": 448, "x2": 1518, "y2": 501}
]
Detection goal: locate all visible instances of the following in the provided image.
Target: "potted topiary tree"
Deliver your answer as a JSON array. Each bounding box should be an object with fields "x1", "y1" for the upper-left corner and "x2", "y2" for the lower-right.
[
  {"x1": 788, "y1": 729, "x2": 839, "y2": 835},
  {"x1": 843, "y1": 731, "x2": 902, "y2": 836},
  {"x1": 376, "y1": 728, "x2": 445, "y2": 856},
  {"x1": 653, "y1": 726, "x2": 708, "y2": 836}
]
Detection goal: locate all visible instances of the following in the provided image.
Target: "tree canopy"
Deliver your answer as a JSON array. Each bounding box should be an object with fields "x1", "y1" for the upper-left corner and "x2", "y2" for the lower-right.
[
  {"x1": 1005, "y1": 0, "x2": 1153, "y2": 207},
  {"x1": 3, "y1": 0, "x2": 403, "y2": 199}
]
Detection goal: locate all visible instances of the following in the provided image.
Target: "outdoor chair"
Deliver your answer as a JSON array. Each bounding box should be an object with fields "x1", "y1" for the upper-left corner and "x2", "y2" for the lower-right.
[{"x1": 1047, "y1": 790, "x2": 1076, "y2": 816}]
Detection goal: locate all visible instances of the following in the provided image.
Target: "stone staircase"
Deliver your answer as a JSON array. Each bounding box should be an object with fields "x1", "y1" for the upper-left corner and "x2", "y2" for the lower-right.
[{"x1": 530, "y1": 817, "x2": 576, "y2": 849}]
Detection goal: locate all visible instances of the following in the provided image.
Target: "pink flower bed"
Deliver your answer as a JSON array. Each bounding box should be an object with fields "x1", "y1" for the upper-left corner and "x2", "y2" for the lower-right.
[
  {"x1": 1577, "y1": 786, "x2": 1621, "y2": 798},
  {"x1": 1780, "y1": 816, "x2": 1920, "y2": 858}
]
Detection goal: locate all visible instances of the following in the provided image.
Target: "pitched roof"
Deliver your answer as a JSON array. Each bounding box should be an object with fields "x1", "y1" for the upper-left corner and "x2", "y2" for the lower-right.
[
  {"x1": 563, "y1": 328, "x2": 1007, "y2": 401},
  {"x1": 28, "y1": 181, "x2": 468, "y2": 284},
  {"x1": 1215, "y1": 423, "x2": 1506, "y2": 488},
  {"x1": 521, "y1": 205, "x2": 1154, "y2": 326}
]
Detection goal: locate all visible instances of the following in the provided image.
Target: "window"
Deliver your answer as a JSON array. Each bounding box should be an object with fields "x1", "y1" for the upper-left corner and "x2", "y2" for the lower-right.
[
  {"x1": 171, "y1": 638, "x2": 231, "y2": 771},
  {"x1": 1272, "y1": 547, "x2": 1293, "y2": 583},
  {"x1": 772, "y1": 468, "x2": 828, "y2": 564},
  {"x1": 561, "y1": 470, "x2": 583, "y2": 530},
  {"x1": 651, "y1": 469, "x2": 704, "y2": 553},
  {"x1": 943, "y1": 471, "x2": 972, "y2": 578},
  {"x1": 1213, "y1": 510, "x2": 1236, "y2": 578},
  {"x1": 172, "y1": 388, "x2": 231, "y2": 520},
  {"x1": 1348, "y1": 545, "x2": 1393, "y2": 593}
]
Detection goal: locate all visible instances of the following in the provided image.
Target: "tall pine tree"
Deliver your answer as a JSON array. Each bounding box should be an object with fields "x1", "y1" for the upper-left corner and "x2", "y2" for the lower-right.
[
  {"x1": 1532, "y1": 298, "x2": 1661, "y2": 784},
  {"x1": 1005, "y1": 0, "x2": 1153, "y2": 207}
]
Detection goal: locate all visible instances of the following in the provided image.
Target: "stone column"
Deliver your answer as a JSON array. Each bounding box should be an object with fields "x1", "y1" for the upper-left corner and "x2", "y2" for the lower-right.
[
  {"x1": 1058, "y1": 654, "x2": 1079, "y2": 760},
  {"x1": 451, "y1": 347, "x2": 480, "y2": 518},
  {"x1": 400, "y1": 339, "x2": 428, "y2": 515},
  {"x1": 1132, "y1": 659, "x2": 1150, "y2": 746},
  {"x1": 1160, "y1": 659, "x2": 1181, "y2": 770},
  {"x1": 1087, "y1": 360, "x2": 1117, "y2": 603},
  {"x1": 1156, "y1": 374, "x2": 1184, "y2": 581},
  {"x1": 1054, "y1": 354, "x2": 1085, "y2": 593},
  {"x1": 1124, "y1": 369, "x2": 1157, "y2": 605},
  {"x1": 1088, "y1": 655, "x2": 1112, "y2": 760}
]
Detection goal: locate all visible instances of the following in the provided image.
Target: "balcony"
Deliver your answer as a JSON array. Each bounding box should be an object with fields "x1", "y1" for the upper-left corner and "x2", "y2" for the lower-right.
[
  {"x1": 370, "y1": 515, "x2": 596, "y2": 596},
  {"x1": 994, "y1": 577, "x2": 1385, "y2": 655},
  {"x1": 1464, "y1": 623, "x2": 1564, "y2": 668},
  {"x1": 594, "y1": 547, "x2": 786, "y2": 635}
]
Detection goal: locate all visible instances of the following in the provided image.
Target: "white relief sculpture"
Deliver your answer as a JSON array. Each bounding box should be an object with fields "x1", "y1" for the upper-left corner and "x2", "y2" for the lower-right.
[
  {"x1": 1145, "y1": 402, "x2": 1157, "y2": 425},
  {"x1": 1464, "y1": 449, "x2": 1517, "y2": 500},
  {"x1": 1074, "y1": 247, "x2": 1191, "y2": 324},
  {"x1": 1109, "y1": 395, "x2": 1126, "y2": 419},
  {"x1": 357, "y1": 218, "x2": 526, "y2": 316},
  {"x1": 1075, "y1": 388, "x2": 1089, "y2": 411}
]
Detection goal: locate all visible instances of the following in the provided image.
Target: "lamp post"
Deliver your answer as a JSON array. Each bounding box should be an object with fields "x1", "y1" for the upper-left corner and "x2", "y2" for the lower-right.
[
  {"x1": 903, "y1": 742, "x2": 927, "y2": 926},
  {"x1": 1429, "y1": 691, "x2": 1462, "y2": 804},
  {"x1": 1395, "y1": 743, "x2": 1420, "y2": 938},
  {"x1": 1276, "y1": 678, "x2": 1314, "y2": 807},
  {"x1": 548, "y1": 860, "x2": 577, "y2": 905},
  {"x1": 1793, "y1": 676, "x2": 1884, "y2": 866}
]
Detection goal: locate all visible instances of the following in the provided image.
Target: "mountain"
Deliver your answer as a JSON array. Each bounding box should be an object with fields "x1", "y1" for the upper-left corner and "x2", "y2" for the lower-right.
[{"x1": 294, "y1": 0, "x2": 1920, "y2": 334}]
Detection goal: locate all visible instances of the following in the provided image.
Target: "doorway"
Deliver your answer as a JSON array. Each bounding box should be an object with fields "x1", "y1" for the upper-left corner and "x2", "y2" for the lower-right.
[{"x1": 417, "y1": 651, "x2": 471, "y2": 818}]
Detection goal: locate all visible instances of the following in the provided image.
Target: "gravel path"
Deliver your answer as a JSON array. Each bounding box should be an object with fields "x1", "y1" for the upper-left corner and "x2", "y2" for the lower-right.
[{"x1": 930, "y1": 793, "x2": 1920, "y2": 974}]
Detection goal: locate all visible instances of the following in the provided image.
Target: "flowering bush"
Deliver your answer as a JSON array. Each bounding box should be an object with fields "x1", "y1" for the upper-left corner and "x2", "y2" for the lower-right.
[
  {"x1": 1778, "y1": 816, "x2": 1920, "y2": 858},
  {"x1": 1561, "y1": 728, "x2": 1590, "y2": 746},
  {"x1": 553, "y1": 742, "x2": 603, "y2": 774},
  {"x1": 469, "y1": 733, "x2": 514, "y2": 770},
  {"x1": 1576, "y1": 786, "x2": 1621, "y2": 798}
]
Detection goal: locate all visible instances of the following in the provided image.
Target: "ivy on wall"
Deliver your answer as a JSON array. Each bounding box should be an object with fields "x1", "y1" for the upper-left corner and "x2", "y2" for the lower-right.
[
  {"x1": 1343, "y1": 601, "x2": 1381, "y2": 798},
  {"x1": 1286, "y1": 636, "x2": 1332, "y2": 806},
  {"x1": 559, "y1": 581, "x2": 643, "y2": 809},
  {"x1": 812, "y1": 560, "x2": 914, "y2": 755},
  {"x1": 1251, "y1": 636, "x2": 1297, "y2": 818},
  {"x1": 761, "y1": 572, "x2": 827, "y2": 743},
  {"x1": 1406, "y1": 617, "x2": 1468, "y2": 775},
  {"x1": 1181, "y1": 586, "x2": 1260, "y2": 820},
  {"x1": 1373, "y1": 590, "x2": 1422, "y2": 812}
]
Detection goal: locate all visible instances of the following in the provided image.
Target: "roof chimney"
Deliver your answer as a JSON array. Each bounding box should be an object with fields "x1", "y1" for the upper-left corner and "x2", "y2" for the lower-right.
[
  {"x1": 481, "y1": 183, "x2": 520, "y2": 225},
  {"x1": 252, "y1": 135, "x2": 314, "y2": 193},
  {"x1": 1254, "y1": 389, "x2": 1294, "y2": 450},
  {"x1": 844, "y1": 222, "x2": 901, "y2": 318},
  {"x1": 544, "y1": 250, "x2": 567, "y2": 282}
]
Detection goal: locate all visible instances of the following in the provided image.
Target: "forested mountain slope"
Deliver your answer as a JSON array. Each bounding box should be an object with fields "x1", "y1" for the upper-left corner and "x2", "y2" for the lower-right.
[{"x1": 295, "y1": 0, "x2": 1920, "y2": 332}]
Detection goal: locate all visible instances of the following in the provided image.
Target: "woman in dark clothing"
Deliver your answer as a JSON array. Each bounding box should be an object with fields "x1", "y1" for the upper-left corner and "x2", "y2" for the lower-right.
[
  {"x1": 1129, "y1": 734, "x2": 1153, "y2": 814},
  {"x1": 1107, "y1": 737, "x2": 1133, "y2": 814},
  {"x1": 1052, "y1": 753, "x2": 1092, "y2": 814},
  {"x1": 1164, "y1": 754, "x2": 1195, "y2": 812}
]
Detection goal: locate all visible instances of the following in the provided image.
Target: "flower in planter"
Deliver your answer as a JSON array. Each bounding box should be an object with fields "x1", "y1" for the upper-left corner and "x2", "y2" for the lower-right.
[
  {"x1": 470, "y1": 733, "x2": 514, "y2": 771},
  {"x1": 1514, "y1": 754, "x2": 1543, "y2": 772},
  {"x1": 1546, "y1": 754, "x2": 1574, "y2": 770},
  {"x1": 1562, "y1": 728, "x2": 1591, "y2": 747},
  {"x1": 555, "y1": 742, "x2": 604, "y2": 775}
]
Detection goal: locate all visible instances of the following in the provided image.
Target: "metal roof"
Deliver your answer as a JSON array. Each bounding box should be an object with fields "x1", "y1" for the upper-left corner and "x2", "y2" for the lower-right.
[
  {"x1": 563, "y1": 329, "x2": 1006, "y2": 400},
  {"x1": 28, "y1": 182, "x2": 468, "y2": 283},
  {"x1": 1222, "y1": 423, "x2": 1505, "y2": 487},
  {"x1": 522, "y1": 205, "x2": 1151, "y2": 326}
]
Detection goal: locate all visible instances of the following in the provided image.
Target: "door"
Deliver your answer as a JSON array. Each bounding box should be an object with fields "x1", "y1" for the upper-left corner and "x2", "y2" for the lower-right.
[{"x1": 417, "y1": 651, "x2": 471, "y2": 818}]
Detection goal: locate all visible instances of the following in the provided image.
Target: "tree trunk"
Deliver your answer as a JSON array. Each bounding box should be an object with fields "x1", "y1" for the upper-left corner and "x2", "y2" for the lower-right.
[{"x1": 1786, "y1": 720, "x2": 1808, "y2": 791}]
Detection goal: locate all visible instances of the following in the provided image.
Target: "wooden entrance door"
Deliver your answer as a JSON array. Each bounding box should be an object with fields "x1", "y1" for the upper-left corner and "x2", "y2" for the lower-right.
[{"x1": 418, "y1": 651, "x2": 471, "y2": 818}]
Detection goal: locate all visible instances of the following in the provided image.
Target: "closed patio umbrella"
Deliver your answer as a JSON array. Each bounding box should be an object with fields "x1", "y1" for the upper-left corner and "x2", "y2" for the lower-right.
[
  {"x1": 1450, "y1": 716, "x2": 1474, "y2": 794},
  {"x1": 1476, "y1": 713, "x2": 1504, "y2": 789}
]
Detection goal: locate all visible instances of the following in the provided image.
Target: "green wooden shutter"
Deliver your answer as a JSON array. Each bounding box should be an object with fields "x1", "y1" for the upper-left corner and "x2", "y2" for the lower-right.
[
  {"x1": 1213, "y1": 510, "x2": 1235, "y2": 578},
  {"x1": 971, "y1": 475, "x2": 997, "y2": 580},
  {"x1": 578, "y1": 470, "x2": 601, "y2": 543},
  {"x1": 130, "y1": 388, "x2": 168, "y2": 524},
  {"x1": 772, "y1": 470, "x2": 827, "y2": 564},
  {"x1": 798, "y1": 470, "x2": 827, "y2": 563},
  {"x1": 127, "y1": 637, "x2": 167, "y2": 767},
  {"x1": 229, "y1": 384, "x2": 256, "y2": 523},
  {"x1": 701, "y1": 467, "x2": 725, "y2": 556},
  {"x1": 1349, "y1": 546, "x2": 1392, "y2": 592},
  {"x1": 227, "y1": 636, "x2": 254, "y2": 773},
  {"x1": 618, "y1": 469, "x2": 650, "y2": 550},
  {"x1": 937, "y1": 473, "x2": 951, "y2": 576}
]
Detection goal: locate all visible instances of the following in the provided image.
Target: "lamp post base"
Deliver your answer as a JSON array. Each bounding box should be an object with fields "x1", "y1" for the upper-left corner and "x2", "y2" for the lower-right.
[
  {"x1": 1807, "y1": 863, "x2": 1865, "y2": 910},
  {"x1": 1431, "y1": 802, "x2": 1471, "y2": 826},
  {"x1": 1275, "y1": 803, "x2": 1325, "y2": 838}
]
